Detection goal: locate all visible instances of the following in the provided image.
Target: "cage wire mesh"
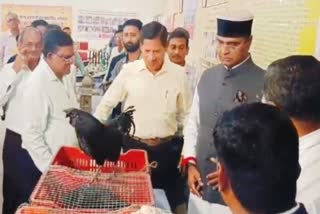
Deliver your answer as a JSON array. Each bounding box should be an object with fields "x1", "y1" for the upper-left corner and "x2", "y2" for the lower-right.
[
  {"x1": 15, "y1": 205, "x2": 137, "y2": 214},
  {"x1": 28, "y1": 165, "x2": 154, "y2": 213}
]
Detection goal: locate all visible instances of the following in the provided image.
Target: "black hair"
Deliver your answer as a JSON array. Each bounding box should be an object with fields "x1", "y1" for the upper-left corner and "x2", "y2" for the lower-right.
[
  {"x1": 31, "y1": 19, "x2": 49, "y2": 28},
  {"x1": 115, "y1": 25, "x2": 123, "y2": 34},
  {"x1": 43, "y1": 30, "x2": 73, "y2": 57},
  {"x1": 264, "y1": 55, "x2": 320, "y2": 122},
  {"x1": 46, "y1": 24, "x2": 62, "y2": 32},
  {"x1": 141, "y1": 21, "x2": 168, "y2": 47},
  {"x1": 123, "y1": 19, "x2": 143, "y2": 31},
  {"x1": 213, "y1": 103, "x2": 300, "y2": 214},
  {"x1": 168, "y1": 27, "x2": 190, "y2": 47}
]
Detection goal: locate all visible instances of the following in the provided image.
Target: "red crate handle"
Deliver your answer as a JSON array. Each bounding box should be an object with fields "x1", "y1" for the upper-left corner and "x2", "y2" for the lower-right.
[{"x1": 52, "y1": 147, "x2": 149, "y2": 173}]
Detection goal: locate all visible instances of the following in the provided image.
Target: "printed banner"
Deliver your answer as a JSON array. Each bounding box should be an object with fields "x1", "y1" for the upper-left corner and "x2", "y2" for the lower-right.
[
  {"x1": 1, "y1": 4, "x2": 72, "y2": 31},
  {"x1": 76, "y1": 10, "x2": 136, "y2": 40}
]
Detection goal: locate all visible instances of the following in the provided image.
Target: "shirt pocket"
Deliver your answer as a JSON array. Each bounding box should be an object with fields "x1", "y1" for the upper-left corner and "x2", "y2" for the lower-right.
[{"x1": 164, "y1": 89, "x2": 178, "y2": 113}]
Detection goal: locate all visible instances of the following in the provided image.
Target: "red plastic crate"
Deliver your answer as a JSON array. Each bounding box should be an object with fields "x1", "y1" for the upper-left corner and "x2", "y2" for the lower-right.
[{"x1": 52, "y1": 147, "x2": 149, "y2": 173}]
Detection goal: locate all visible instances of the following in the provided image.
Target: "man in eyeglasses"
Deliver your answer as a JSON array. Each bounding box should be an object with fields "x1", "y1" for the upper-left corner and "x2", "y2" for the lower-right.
[
  {"x1": 0, "y1": 12, "x2": 20, "y2": 68},
  {"x1": 3, "y1": 30, "x2": 79, "y2": 214},
  {"x1": 181, "y1": 10, "x2": 264, "y2": 212}
]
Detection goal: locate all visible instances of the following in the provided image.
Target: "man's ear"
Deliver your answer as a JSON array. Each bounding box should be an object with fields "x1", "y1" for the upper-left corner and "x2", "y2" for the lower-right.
[
  {"x1": 261, "y1": 94, "x2": 277, "y2": 107},
  {"x1": 217, "y1": 162, "x2": 229, "y2": 192}
]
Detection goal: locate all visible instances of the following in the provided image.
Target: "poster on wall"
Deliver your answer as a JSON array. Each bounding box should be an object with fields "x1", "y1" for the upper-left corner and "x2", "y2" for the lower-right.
[
  {"x1": 76, "y1": 10, "x2": 136, "y2": 40},
  {"x1": 1, "y1": 4, "x2": 72, "y2": 31},
  {"x1": 183, "y1": 0, "x2": 198, "y2": 39}
]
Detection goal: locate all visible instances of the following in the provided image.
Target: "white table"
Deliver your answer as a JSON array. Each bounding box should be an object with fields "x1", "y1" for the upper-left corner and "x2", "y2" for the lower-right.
[{"x1": 153, "y1": 189, "x2": 171, "y2": 211}]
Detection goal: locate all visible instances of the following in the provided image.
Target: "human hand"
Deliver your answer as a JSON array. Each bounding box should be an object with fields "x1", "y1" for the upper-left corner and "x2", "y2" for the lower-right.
[
  {"x1": 206, "y1": 157, "x2": 219, "y2": 190},
  {"x1": 187, "y1": 164, "x2": 203, "y2": 197},
  {"x1": 13, "y1": 46, "x2": 29, "y2": 72}
]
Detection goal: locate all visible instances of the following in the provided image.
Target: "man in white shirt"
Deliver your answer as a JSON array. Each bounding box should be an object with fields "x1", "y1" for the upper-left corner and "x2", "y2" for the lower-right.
[
  {"x1": 167, "y1": 27, "x2": 199, "y2": 96},
  {"x1": 0, "y1": 12, "x2": 20, "y2": 68},
  {"x1": 108, "y1": 27, "x2": 124, "y2": 65},
  {"x1": 213, "y1": 103, "x2": 307, "y2": 214},
  {"x1": 0, "y1": 26, "x2": 42, "y2": 214},
  {"x1": 17, "y1": 30, "x2": 78, "y2": 212},
  {"x1": 107, "y1": 19, "x2": 143, "y2": 118},
  {"x1": 109, "y1": 19, "x2": 143, "y2": 81},
  {"x1": 95, "y1": 21, "x2": 192, "y2": 214},
  {"x1": 263, "y1": 55, "x2": 320, "y2": 214}
]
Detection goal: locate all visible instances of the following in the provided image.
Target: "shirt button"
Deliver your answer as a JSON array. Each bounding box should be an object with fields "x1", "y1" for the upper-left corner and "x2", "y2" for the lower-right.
[{"x1": 222, "y1": 82, "x2": 226, "y2": 86}]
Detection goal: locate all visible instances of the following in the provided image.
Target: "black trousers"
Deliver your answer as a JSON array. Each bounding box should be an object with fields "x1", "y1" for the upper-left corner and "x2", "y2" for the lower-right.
[
  {"x1": 2, "y1": 129, "x2": 42, "y2": 214},
  {"x1": 123, "y1": 136, "x2": 188, "y2": 212}
]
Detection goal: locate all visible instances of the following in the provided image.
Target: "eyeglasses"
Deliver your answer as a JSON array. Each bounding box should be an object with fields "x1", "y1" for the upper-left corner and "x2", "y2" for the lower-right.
[{"x1": 53, "y1": 53, "x2": 74, "y2": 64}]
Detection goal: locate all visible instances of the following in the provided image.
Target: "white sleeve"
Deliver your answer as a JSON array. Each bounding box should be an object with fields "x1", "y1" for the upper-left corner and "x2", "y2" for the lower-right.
[
  {"x1": 21, "y1": 83, "x2": 52, "y2": 172},
  {"x1": 94, "y1": 65, "x2": 128, "y2": 123},
  {"x1": 177, "y1": 70, "x2": 192, "y2": 131},
  {"x1": 0, "y1": 65, "x2": 22, "y2": 107},
  {"x1": 182, "y1": 86, "x2": 200, "y2": 159}
]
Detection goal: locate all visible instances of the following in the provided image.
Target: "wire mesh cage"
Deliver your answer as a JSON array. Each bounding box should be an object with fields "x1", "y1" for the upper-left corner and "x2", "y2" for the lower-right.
[
  {"x1": 21, "y1": 147, "x2": 154, "y2": 213},
  {"x1": 15, "y1": 205, "x2": 137, "y2": 214},
  {"x1": 29, "y1": 166, "x2": 154, "y2": 213}
]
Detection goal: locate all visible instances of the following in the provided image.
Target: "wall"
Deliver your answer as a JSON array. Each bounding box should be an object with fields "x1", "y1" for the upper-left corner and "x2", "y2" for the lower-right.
[
  {"x1": 160, "y1": 0, "x2": 320, "y2": 70},
  {"x1": 0, "y1": 0, "x2": 165, "y2": 48}
]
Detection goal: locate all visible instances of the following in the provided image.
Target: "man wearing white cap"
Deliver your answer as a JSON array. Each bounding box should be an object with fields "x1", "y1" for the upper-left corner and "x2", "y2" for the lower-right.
[{"x1": 182, "y1": 10, "x2": 264, "y2": 209}]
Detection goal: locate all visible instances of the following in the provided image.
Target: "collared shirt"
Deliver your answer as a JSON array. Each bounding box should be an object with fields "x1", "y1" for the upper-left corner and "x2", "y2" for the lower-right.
[
  {"x1": 0, "y1": 31, "x2": 17, "y2": 67},
  {"x1": 21, "y1": 58, "x2": 79, "y2": 172},
  {"x1": 94, "y1": 58, "x2": 192, "y2": 139},
  {"x1": 297, "y1": 128, "x2": 320, "y2": 214},
  {"x1": 0, "y1": 62, "x2": 32, "y2": 134}
]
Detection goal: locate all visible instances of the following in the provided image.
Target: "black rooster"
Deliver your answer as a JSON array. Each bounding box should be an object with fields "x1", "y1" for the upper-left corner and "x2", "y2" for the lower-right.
[{"x1": 64, "y1": 106, "x2": 135, "y2": 165}]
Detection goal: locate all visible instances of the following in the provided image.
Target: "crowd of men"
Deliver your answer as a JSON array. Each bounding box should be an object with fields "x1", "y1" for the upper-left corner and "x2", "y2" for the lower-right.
[{"x1": 0, "y1": 8, "x2": 319, "y2": 214}]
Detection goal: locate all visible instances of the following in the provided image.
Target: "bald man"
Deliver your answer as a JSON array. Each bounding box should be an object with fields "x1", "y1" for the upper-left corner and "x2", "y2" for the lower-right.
[
  {"x1": 0, "y1": 27, "x2": 43, "y2": 214},
  {"x1": 0, "y1": 12, "x2": 20, "y2": 68}
]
